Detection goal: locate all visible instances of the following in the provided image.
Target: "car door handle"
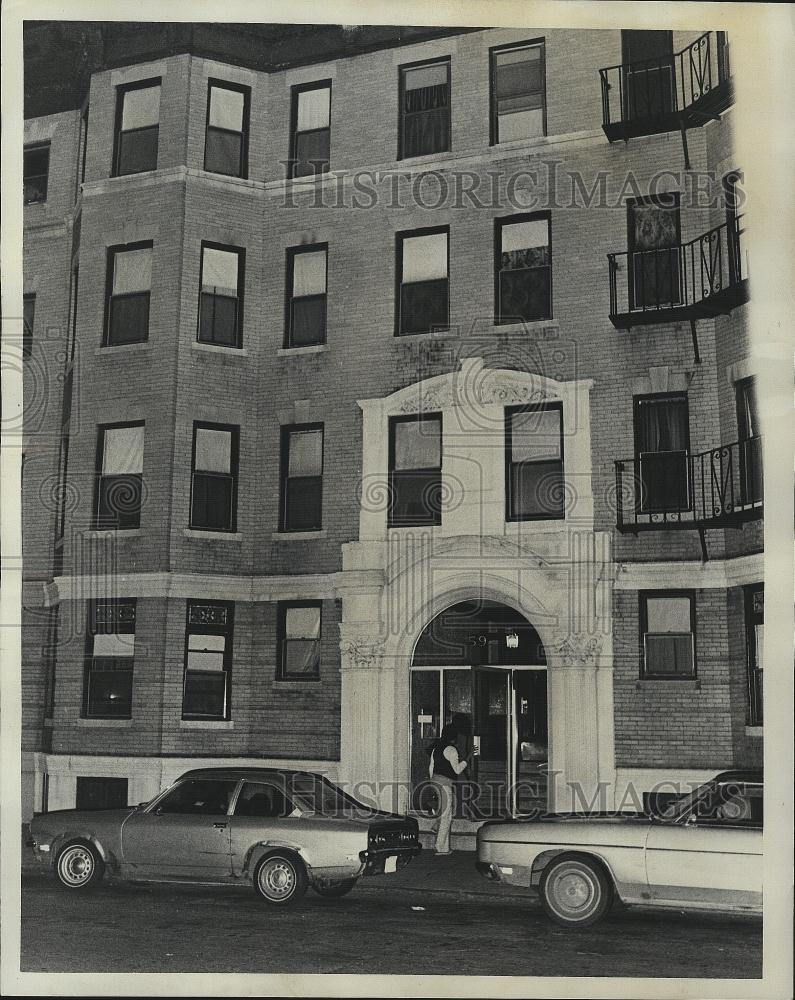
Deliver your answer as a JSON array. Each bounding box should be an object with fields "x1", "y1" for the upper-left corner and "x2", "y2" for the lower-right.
[{"x1": 213, "y1": 822, "x2": 227, "y2": 829}]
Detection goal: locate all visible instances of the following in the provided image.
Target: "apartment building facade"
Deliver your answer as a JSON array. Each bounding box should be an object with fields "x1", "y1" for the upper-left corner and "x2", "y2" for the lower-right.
[{"x1": 21, "y1": 23, "x2": 762, "y2": 826}]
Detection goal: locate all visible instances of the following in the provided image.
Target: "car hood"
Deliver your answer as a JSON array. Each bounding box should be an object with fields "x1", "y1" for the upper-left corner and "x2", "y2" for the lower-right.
[
  {"x1": 30, "y1": 807, "x2": 137, "y2": 832},
  {"x1": 478, "y1": 811, "x2": 652, "y2": 839}
]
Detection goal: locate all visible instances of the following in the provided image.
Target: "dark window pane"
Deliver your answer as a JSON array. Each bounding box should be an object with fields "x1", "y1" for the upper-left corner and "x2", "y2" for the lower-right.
[
  {"x1": 108, "y1": 293, "x2": 150, "y2": 345},
  {"x1": 293, "y1": 129, "x2": 330, "y2": 177},
  {"x1": 389, "y1": 470, "x2": 443, "y2": 526},
  {"x1": 97, "y1": 474, "x2": 142, "y2": 529},
  {"x1": 199, "y1": 292, "x2": 238, "y2": 345},
  {"x1": 509, "y1": 461, "x2": 564, "y2": 519},
  {"x1": 400, "y1": 279, "x2": 448, "y2": 335},
  {"x1": 645, "y1": 634, "x2": 693, "y2": 676},
  {"x1": 183, "y1": 671, "x2": 227, "y2": 718},
  {"x1": 205, "y1": 128, "x2": 243, "y2": 176},
  {"x1": 739, "y1": 436, "x2": 763, "y2": 505},
  {"x1": 638, "y1": 452, "x2": 689, "y2": 512},
  {"x1": 499, "y1": 268, "x2": 550, "y2": 323},
  {"x1": 290, "y1": 296, "x2": 326, "y2": 346},
  {"x1": 631, "y1": 248, "x2": 681, "y2": 307},
  {"x1": 23, "y1": 296, "x2": 35, "y2": 357},
  {"x1": 24, "y1": 146, "x2": 49, "y2": 203},
  {"x1": 191, "y1": 473, "x2": 233, "y2": 530},
  {"x1": 401, "y1": 66, "x2": 450, "y2": 158},
  {"x1": 285, "y1": 477, "x2": 322, "y2": 531},
  {"x1": 117, "y1": 126, "x2": 159, "y2": 175},
  {"x1": 75, "y1": 777, "x2": 128, "y2": 811},
  {"x1": 284, "y1": 639, "x2": 320, "y2": 676},
  {"x1": 87, "y1": 663, "x2": 133, "y2": 717},
  {"x1": 158, "y1": 779, "x2": 236, "y2": 815}
]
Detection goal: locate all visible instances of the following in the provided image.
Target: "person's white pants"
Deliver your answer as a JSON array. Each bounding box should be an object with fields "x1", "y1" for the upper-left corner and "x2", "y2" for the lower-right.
[{"x1": 432, "y1": 775, "x2": 455, "y2": 853}]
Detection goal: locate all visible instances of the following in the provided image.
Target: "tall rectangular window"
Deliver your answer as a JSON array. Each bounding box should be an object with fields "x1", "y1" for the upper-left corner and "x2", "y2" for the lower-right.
[
  {"x1": 205, "y1": 80, "x2": 250, "y2": 177},
  {"x1": 278, "y1": 602, "x2": 321, "y2": 680},
  {"x1": 113, "y1": 78, "x2": 161, "y2": 176},
  {"x1": 634, "y1": 394, "x2": 690, "y2": 513},
  {"x1": 496, "y1": 214, "x2": 552, "y2": 324},
  {"x1": 399, "y1": 59, "x2": 450, "y2": 159},
  {"x1": 388, "y1": 414, "x2": 442, "y2": 527},
  {"x1": 105, "y1": 242, "x2": 152, "y2": 346},
  {"x1": 83, "y1": 599, "x2": 136, "y2": 718},
  {"x1": 285, "y1": 245, "x2": 327, "y2": 347},
  {"x1": 183, "y1": 601, "x2": 234, "y2": 720},
  {"x1": 397, "y1": 228, "x2": 449, "y2": 336},
  {"x1": 23, "y1": 294, "x2": 35, "y2": 358},
  {"x1": 198, "y1": 243, "x2": 244, "y2": 348},
  {"x1": 640, "y1": 592, "x2": 695, "y2": 678},
  {"x1": 76, "y1": 777, "x2": 129, "y2": 810},
  {"x1": 506, "y1": 403, "x2": 564, "y2": 521},
  {"x1": 290, "y1": 81, "x2": 331, "y2": 178},
  {"x1": 627, "y1": 194, "x2": 681, "y2": 309},
  {"x1": 190, "y1": 423, "x2": 239, "y2": 532},
  {"x1": 24, "y1": 143, "x2": 50, "y2": 204},
  {"x1": 744, "y1": 584, "x2": 763, "y2": 726},
  {"x1": 95, "y1": 423, "x2": 144, "y2": 530},
  {"x1": 491, "y1": 40, "x2": 545, "y2": 143},
  {"x1": 736, "y1": 377, "x2": 762, "y2": 505},
  {"x1": 280, "y1": 425, "x2": 323, "y2": 532}
]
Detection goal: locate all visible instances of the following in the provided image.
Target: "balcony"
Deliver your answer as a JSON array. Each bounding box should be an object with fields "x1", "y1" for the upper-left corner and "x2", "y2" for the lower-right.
[
  {"x1": 600, "y1": 32, "x2": 733, "y2": 143},
  {"x1": 614, "y1": 437, "x2": 763, "y2": 533},
  {"x1": 608, "y1": 217, "x2": 749, "y2": 333}
]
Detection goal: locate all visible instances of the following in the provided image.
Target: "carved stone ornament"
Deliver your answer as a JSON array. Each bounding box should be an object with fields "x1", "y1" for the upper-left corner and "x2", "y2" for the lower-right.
[
  {"x1": 396, "y1": 385, "x2": 453, "y2": 413},
  {"x1": 341, "y1": 636, "x2": 386, "y2": 667},
  {"x1": 556, "y1": 634, "x2": 603, "y2": 665}
]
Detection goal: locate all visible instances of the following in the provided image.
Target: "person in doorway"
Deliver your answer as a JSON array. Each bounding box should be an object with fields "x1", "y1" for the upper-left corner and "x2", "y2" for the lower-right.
[{"x1": 428, "y1": 723, "x2": 473, "y2": 855}]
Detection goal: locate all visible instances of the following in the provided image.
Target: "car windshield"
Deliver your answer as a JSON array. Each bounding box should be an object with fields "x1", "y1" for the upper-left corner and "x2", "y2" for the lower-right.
[
  {"x1": 658, "y1": 779, "x2": 763, "y2": 825},
  {"x1": 287, "y1": 774, "x2": 371, "y2": 817}
]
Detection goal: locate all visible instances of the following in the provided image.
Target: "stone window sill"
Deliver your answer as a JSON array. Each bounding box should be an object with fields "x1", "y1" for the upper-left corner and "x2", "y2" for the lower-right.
[
  {"x1": 184, "y1": 528, "x2": 243, "y2": 541},
  {"x1": 192, "y1": 341, "x2": 248, "y2": 357},
  {"x1": 179, "y1": 720, "x2": 235, "y2": 729},
  {"x1": 745, "y1": 725, "x2": 763, "y2": 737},
  {"x1": 635, "y1": 678, "x2": 701, "y2": 690},
  {"x1": 393, "y1": 329, "x2": 461, "y2": 342},
  {"x1": 77, "y1": 718, "x2": 133, "y2": 727},
  {"x1": 95, "y1": 342, "x2": 151, "y2": 356},
  {"x1": 271, "y1": 679, "x2": 322, "y2": 689},
  {"x1": 271, "y1": 530, "x2": 326, "y2": 541},
  {"x1": 493, "y1": 319, "x2": 560, "y2": 336},
  {"x1": 277, "y1": 344, "x2": 328, "y2": 357},
  {"x1": 84, "y1": 528, "x2": 142, "y2": 539}
]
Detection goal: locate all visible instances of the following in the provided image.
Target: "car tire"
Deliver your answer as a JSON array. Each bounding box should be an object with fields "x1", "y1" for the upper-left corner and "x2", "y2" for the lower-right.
[
  {"x1": 254, "y1": 851, "x2": 308, "y2": 906},
  {"x1": 539, "y1": 854, "x2": 613, "y2": 928},
  {"x1": 55, "y1": 840, "x2": 105, "y2": 890},
  {"x1": 312, "y1": 878, "x2": 357, "y2": 898}
]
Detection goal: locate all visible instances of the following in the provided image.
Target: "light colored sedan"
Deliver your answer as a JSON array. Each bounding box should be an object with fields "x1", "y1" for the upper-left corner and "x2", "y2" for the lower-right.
[
  {"x1": 29, "y1": 767, "x2": 421, "y2": 906},
  {"x1": 476, "y1": 769, "x2": 762, "y2": 927}
]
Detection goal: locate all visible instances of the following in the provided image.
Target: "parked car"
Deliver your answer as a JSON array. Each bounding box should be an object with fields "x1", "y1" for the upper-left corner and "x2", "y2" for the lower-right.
[
  {"x1": 476, "y1": 769, "x2": 762, "y2": 927},
  {"x1": 29, "y1": 767, "x2": 421, "y2": 905}
]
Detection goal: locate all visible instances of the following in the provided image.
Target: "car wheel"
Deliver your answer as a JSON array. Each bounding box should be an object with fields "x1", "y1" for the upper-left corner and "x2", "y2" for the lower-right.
[
  {"x1": 254, "y1": 852, "x2": 308, "y2": 906},
  {"x1": 55, "y1": 841, "x2": 105, "y2": 890},
  {"x1": 312, "y1": 878, "x2": 357, "y2": 898},
  {"x1": 540, "y1": 854, "x2": 613, "y2": 928}
]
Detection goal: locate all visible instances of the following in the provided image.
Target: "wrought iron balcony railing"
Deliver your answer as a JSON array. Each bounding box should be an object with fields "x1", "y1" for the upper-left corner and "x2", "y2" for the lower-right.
[
  {"x1": 608, "y1": 217, "x2": 748, "y2": 330},
  {"x1": 614, "y1": 436, "x2": 762, "y2": 532},
  {"x1": 600, "y1": 31, "x2": 733, "y2": 142}
]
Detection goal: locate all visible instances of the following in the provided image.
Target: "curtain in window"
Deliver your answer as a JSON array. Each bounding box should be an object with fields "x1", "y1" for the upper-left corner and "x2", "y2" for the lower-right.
[
  {"x1": 494, "y1": 46, "x2": 544, "y2": 141},
  {"x1": 402, "y1": 65, "x2": 449, "y2": 157},
  {"x1": 630, "y1": 202, "x2": 680, "y2": 308},
  {"x1": 636, "y1": 398, "x2": 689, "y2": 512}
]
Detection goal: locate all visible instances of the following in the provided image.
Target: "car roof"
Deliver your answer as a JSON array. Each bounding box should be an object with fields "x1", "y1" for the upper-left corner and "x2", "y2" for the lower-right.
[
  {"x1": 177, "y1": 767, "x2": 323, "y2": 781},
  {"x1": 711, "y1": 769, "x2": 763, "y2": 783}
]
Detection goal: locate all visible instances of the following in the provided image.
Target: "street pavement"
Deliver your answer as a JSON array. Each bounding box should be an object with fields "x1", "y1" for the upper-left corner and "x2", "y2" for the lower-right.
[{"x1": 20, "y1": 848, "x2": 762, "y2": 978}]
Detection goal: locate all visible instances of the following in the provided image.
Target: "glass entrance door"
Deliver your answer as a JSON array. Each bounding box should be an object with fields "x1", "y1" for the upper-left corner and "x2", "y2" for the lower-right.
[{"x1": 472, "y1": 668, "x2": 511, "y2": 816}]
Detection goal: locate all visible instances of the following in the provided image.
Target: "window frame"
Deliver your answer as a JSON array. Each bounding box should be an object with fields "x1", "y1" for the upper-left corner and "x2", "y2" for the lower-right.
[
  {"x1": 23, "y1": 293, "x2": 35, "y2": 358},
  {"x1": 639, "y1": 590, "x2": 696, "y2": 680},
  {"x1": 489, "y1": 38, "x2": 547, "y2": 146},
  {"x1": 277, "y1": 600, "x2": 323, "y2": 681},
  {"x1": 388, "y1": 412, "x2": 443, "y2": 528},
  {"x1": 632, "y1": 392, "x2": 691, "y2": 515},
  {"x1": 284, "y1": 243, "x2": 328, "y2": 348},
  {"x1": 182, "y1": 599, "x2": 234, "y2": 721},
  {"x1": 398, "y1": 56, "x2": 451, "y2": 161},
  {"x1": 494, "y1": 212, "x2": 553, "y2": 325},
  {"x1": 113, "y1": 77, "x2": 161, "y2": 177},
  {"x1": 197, "y1": 241, "x2": 245, "y2": 349},
  {"x1": 279, "y1": 423, "x2": 324, "y2": 533},
  {"x1": 103, "y1": 240, "x2": 153, "y2": 347},
  {"x1": 189, "y1": 421, "x2": 240, "y2": 533},
  {"x1": 204, "y1": 78, "x2": 250, "y2": 179},
  {"x1": 395, "y1": 225, "x2": 450, "y2": 337},
  {"x1": 24, "y1": 142, "x2": 50, "y2": 204},
  {"x1": 505, "y1": 401, "x2": 565, "y2": 523},
  {"x1": 744, "y1": 583, "x2": 763, "y2": 726},
  {"x1": 93, "y1": 421, "x2": 145, "y2": 530},
  {"x1": 289, "y1": 79, "x2": 332, "y2": 179},
  {"x1": 82, "y1": 597, "x2": 137, "y2": 719}
]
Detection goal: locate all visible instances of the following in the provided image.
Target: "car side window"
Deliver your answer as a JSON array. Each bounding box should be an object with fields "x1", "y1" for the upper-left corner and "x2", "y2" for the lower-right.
[
  {"x1": 234, "y1": 781, "x2": 299, "y2": 819},
  {"x1": 693, "y1": 783, "x2": 763, "y2": 828},
  {"x1": 155, "y1": 778, "x2": 238, "y2": 816}
]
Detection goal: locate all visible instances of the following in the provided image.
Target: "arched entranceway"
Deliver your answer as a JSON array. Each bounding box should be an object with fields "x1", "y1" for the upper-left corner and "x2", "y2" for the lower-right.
[{"x1": 410, "y1": 600, "x2": 548, "y2": 817}]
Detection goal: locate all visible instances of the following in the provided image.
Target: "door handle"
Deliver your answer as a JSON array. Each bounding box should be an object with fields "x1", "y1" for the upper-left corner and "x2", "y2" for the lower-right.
[{"x1": 213, "y1": 822, "x2": 227, "y2": 829}]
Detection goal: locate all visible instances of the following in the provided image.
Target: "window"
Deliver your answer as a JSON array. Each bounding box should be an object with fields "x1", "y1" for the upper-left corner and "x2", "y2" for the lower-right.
[
  {"x1": 736, "y1": 377, "x2": 762, "y2": 506},
  {"x1": 745, "y1": 584, "x2": 763, "y2": 726},
  {"x1": 491, "y1": 40, "x2": 545, "y2": 143},
  {"x1": 396, "y1": 228, "x2": 449, "y2": 336},
  {"x1": 75, "y1": 777, "x2": 128, "y2": 811},
  {"x1": 198, "y1": 243, "x2": 244, "y2": 347},
  {"x1": 155, "y1": 778, "x2": 238, "y2": 815},
  {"x1": 495, "y1": 214, "x2": 551, "y2": 324},
  {"x1": 285, "y1": 245, "x2": 327, "y2": 347},
  {"x1": 235, "y1": 781, "x2": 297, "y2": 818},
  {"x1": 105, "y1": 242, "x2": 152, "y2": 346},
  {"x1": 83, "y1": 599, "x2": 136, "y2": 718},
  {"x1": 506, "y1": 403, "x2": 564, "y2": 521},
  {"x1": 113, "y1": 78, "x2": 160, "y2": 176},
  {"x1": 190, "y1": 423, "x2": 239, "y2": 532},
  {"x1": 204, "y1": 80, "x2": 249, "y2": 177},
  {"x1": 24, "y1": 143, "x2": 50, "y2": 204},
  {"x1": 280, "y1": 425, "x2": 323, "y2": 532},
  {"x1": 290, "y1": 81, "x2": 331, "y2": 178},
  {"x1": 640, "y1": 592, "x2": 695, "y2": 678},
  {"x1": 634, "y1": 394, "x2": 690, "y2": 513},
  {"x1": 278, "y1": 602, "x2": 321, "y2": 680},
  {"x1": 399, "y1": 59, "x2": 450, "y2": 159},
  {"x1": 621, "y1": 31, "x2": 674, "y2": 119},
  {"x1": 23, "y1": 294, "x2": 35, "y2": 358},
  {"x1": 182, "y1": 601, "x2": 234, "y2": 720},
  {"x1": 388, "y1": 414, "x2": 442, "y2": 527},
  {"x1": 627, "y1": 194, "x2": 681, "y2": 309},
  {"x1": 94, "y1": 423, "x2": 144, "y2": 530}
]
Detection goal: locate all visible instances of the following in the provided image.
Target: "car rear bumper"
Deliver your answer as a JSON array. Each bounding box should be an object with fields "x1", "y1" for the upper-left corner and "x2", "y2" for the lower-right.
[{"x1": 359, "y1": 845, "x2": 422, "y2": 876}]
